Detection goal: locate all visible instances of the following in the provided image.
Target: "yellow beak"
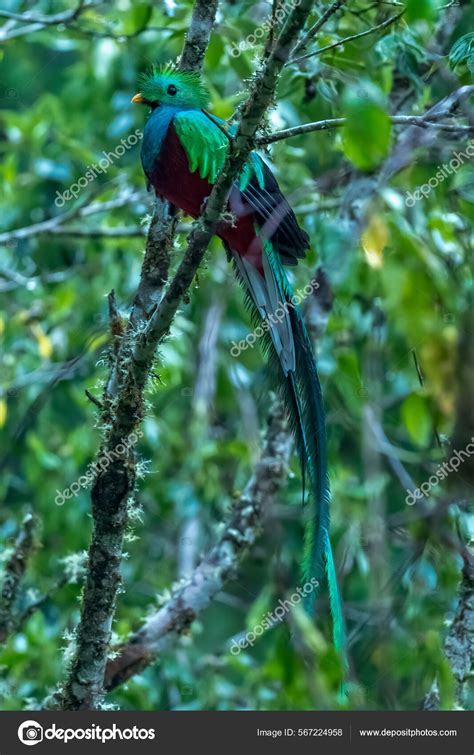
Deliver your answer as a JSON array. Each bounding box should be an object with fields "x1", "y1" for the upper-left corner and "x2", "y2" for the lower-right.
[{"x1": 131, "y1": 93, "x2": 145, "y2": 104}]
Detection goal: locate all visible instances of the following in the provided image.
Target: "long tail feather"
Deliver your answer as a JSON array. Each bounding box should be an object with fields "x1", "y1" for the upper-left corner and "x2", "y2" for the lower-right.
[{"x1": 230, "y1": 239, "x2": 347, "y2": 666}]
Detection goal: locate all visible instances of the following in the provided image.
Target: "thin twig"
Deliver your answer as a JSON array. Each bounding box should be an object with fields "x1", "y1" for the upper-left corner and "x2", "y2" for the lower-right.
[
  {"x1": 0, "y1": 0, "x2": 96, "y2": 41},
  {"x1": 258, "y1": 113, "x2": 474, "y2": 145},
  {"x1": 85, "y1": 389, "x2": 103, "y2": 410},
  {"x1": 0, "y1": 189, "x2": 143, "y2": 245},
  {"x1": 288, "y1": 12, "x2": 405, "y2": 66},
  {"x1": 291, "y1": 0, "x2": 347, "y2": 59}
]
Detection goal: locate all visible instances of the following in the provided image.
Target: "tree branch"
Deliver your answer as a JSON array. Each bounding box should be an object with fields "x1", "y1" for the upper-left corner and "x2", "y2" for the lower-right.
[
  {"x1": 0, "y1": 0, "x2": 97, "y2": 41},
  {"x1": 0, "y1": 188, "x2": 143, "y2": 245},
  {"x1": 136, "y1": 0, "x2": 317, "y2": 354},
  {"x1": 105, "y1": 263, "x2": 337, "y2": 692},
  {"x1": 0, "y1": 514, "x2": 38, "y2": 645},
  {"x1": 53, "y1": 0, "x2": 316, "y2": 710},
  {"x1": 288, "y1": 11, "x2": 405, "y2": 66},
  {"x1": 290, "y1": 0, "x2": 347, "y2": 60},
  {"x1": 179, "y1": 0, "x2": 219, "y2": 72},
  {"x1": 52, "y1": 1, "x2": 220, "y2": 712},
  {"x1": 444, "y1": 547, "x2": 474, "y2": 704},
  {"x1": 258, "y1": 113, "x2": 474, "y2": 146},
  {"x1": 104, "y1": 402, "x2": 291, "y2": 691},
  {"x1": 380, "y1": 85, "x2": 474, "y2": 184},
  {"x1": 424, "y1": 543, "x2": 474, "y2": 710}
]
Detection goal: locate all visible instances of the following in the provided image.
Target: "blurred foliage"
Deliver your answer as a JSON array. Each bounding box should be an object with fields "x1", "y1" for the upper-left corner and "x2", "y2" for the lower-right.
[{"x1": 0, "y1": 0, "x2": 473, "y2": 711}]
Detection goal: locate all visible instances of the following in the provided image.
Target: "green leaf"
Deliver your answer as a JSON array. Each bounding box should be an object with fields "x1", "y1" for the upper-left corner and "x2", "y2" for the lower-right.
[
  {"x1": 342, "y1": 85, "x2": 392, "y2": 170},
  {"x1": 405, "y1": 0, "x2": 438, "y2": 22},
  {"x1": 131, "y1": 3, "x2": 153, "y2": 32},
  {"x1": 205, "y1": 35, "x2": 225, "y2": 69},
  {"x1": 449, "y1": 32, "x2": 474, "y2": 69},
  {"x1": 401, "y1": 394, "x2": 432, "y2": 447}
]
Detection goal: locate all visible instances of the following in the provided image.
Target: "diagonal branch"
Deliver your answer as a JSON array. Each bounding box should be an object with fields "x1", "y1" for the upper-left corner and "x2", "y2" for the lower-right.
[
  {"x1": 136, "y1": 0, "x2": 318, "y2": 355},
  {"x1": 104, "y1": 403, "x2": 291, "y2": 691},
  {"x1": 290, "y1": 0, "x2": 347, "y2": 60},
  {"x1": 54, "y1": 0, "x2": 316, "y2": 712},
  {"x1": 104, "y1": 266, "x2": 337, "y2": 692},
  {"x1": 288, "y1": 11, "x2": 404, "y2": 66},
  {"x1": 52, "y1": 0, "x2": 219, "y2": 712}
]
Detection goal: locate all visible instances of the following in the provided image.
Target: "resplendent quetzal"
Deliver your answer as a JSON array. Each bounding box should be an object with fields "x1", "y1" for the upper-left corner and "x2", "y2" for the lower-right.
[{"x1": 132, "y1": 64, "x2": 346, "y2": 660}]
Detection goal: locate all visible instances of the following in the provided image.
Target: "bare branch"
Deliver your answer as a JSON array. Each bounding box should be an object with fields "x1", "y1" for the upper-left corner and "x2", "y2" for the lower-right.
[
  {"x1": 258, "y1": 118, "x2": 347, "y2": 144},
  {"x1": 0, "y1": 0, "x2": 96, "y2": 41},
  {"x1": 0, "y1": 189, "x2": 143, "y2": 245},
  {"x1": 291, "y1": 0, "x2": 347, "y2": 60},
  {"x1": 258, "y1": 113, "x2": 474, "y2": 146},
  {"x1": 288, "y1": 11, "x2": 405, "y2": 66},
  {"x1": 380, "y1": 85, "x2": 474, "y2": 183}
]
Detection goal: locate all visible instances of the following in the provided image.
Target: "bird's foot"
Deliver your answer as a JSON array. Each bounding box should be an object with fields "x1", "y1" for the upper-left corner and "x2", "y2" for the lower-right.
[{"x1": 199, "y1": 196, "x2": 210, "y2": 215}]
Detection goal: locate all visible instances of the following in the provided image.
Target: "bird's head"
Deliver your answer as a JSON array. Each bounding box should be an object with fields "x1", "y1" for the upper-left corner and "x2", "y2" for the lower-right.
[{"x1": 131, "y1": 64, "x2": 209, "y2": 110}]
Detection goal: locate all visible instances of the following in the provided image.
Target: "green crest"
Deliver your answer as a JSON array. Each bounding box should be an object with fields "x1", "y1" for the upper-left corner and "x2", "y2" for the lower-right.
[{"x1": 137, "y1": 63, "x2": 209, "y2": 108}]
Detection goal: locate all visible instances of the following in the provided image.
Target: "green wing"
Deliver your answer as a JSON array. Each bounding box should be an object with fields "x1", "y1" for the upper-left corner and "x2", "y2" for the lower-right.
[
  {"x1": 173, "y1": 110, "x2": 230, "y2": 183},
  {"x1": 174, "y1": 110, "x2": 266, "y2": 189}
]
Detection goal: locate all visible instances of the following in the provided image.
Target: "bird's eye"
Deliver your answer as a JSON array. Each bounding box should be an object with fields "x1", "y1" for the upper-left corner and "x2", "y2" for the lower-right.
[{"x1": 167, "y1": 85, "x2": 177, "y2": 96}]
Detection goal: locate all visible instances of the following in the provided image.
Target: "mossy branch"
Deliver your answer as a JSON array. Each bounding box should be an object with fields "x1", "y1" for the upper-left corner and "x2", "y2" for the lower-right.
[
  {"x1": 55, "y1": 0, "x2": 316, "y2": 711},
  {"x1": 0, "y1": 513, "x2": 38, "y2": 645},
  {"x1": 104, "y1": 403, "x2": 291, "y2": 691},
  {"x1": 54, "y1": 0, "x2": 219, "y2": 712}
]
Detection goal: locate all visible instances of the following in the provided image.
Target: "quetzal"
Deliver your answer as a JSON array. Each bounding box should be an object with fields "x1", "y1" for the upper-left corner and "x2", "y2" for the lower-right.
[{"x1": 132, "y1": 64, "x2": 346, "y2": 661}]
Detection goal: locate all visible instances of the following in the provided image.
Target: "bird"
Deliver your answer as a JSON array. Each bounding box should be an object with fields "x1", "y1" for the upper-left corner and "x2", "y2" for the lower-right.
[{"x1": 132, "y1": 63, "x2": 346, "y2": 665}]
